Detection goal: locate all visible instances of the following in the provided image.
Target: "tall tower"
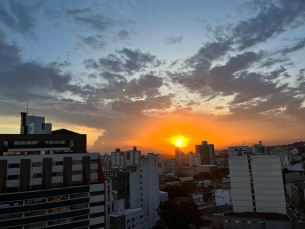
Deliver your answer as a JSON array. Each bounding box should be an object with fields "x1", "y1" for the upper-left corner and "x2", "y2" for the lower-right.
[
  {"x1": 195, "y1": 141, "x2": 215, "y2": 165},
  {"x1": 229, "y1": 146, "x2": 286, "y2": 214}
]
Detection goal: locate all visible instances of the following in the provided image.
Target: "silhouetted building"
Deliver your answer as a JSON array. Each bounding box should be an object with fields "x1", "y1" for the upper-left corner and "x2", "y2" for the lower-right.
[{"x1": 195, "y1": 141, "x2": 215, "y2": 165}]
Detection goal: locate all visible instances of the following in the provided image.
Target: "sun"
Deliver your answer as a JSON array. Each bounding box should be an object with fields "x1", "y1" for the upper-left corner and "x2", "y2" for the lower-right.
[
  {"x1": 170, "y1": 136, "x2": 189, "y2": 148},
  {"x1": 176, "y1": 140, "x2": 182, "y2": 147}
]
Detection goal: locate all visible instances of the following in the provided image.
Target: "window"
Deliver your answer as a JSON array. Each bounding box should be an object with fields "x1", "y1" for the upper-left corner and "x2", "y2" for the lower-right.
[
  {"x1": 70, "y1": 204, "x2": 88, "y2": 210},
  {"x1": 70, "y1": 193, "x2": 88, "y2": 199},
  {"x1": 90, "y1": 202, "x2": 104, "y2": 207},
  {"x1": 0, "y1": 212, "x2": 23, "y2": 220},
  {"x1": 25, "y1": 210, "x2": 46, "y2": 217},
  {"x1": 3, "y1": 141, "x2": 8, "y2": 146},
  {"x1": 248, "y1": 221, "x2": 251, "y2": 224},
  {"x1": 70, "y1": 140, "x2": 74, "y2": 147},
  {"x1": 7, "y1": 175, "x2": 19, "y2": 180}
]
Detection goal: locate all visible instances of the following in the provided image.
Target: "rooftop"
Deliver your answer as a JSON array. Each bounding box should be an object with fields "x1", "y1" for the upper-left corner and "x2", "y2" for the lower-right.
[{"x1": 224, "y1": 212, "x2": 290, "y2": 221}]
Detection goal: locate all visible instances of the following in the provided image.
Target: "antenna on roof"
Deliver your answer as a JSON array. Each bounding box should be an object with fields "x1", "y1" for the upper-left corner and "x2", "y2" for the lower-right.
[
  {"x1": 27, "y1": 101, "x2": 28, "y2": 113},
  {"x1": 242, "y1": 141, "x2": 245, "y2": 146}
]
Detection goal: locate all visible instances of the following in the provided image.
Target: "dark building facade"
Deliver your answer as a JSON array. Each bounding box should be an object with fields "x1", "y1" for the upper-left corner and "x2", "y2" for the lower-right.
[{"x1": 195, "y1": 141, "x2": 215, "y2": 165}]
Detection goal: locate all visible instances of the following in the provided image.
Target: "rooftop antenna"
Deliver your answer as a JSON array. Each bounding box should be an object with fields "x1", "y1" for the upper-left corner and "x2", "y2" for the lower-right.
[
  {"x1": 27, "y1": 101, "x2": 28, "y2": 113},
  {"x1": 242, "y1": 141, "x2": 245, "y2": 146}
]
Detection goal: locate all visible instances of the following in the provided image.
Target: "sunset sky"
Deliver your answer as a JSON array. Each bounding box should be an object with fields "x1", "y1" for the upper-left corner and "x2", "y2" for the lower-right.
[{"x1": 0, "y1": 0, "x2": 305, "y2": 154}]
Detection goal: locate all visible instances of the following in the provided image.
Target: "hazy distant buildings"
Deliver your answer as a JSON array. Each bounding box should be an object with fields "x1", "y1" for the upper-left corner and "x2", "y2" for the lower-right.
[
  {"x1": 185, "y1": 152, "x2": 201, "y2": 166},
  {"x1": 251, "y1": 141, "x2": 267, "y2": 154},
  {"x1": 229, "y1": 146, "x2": 286, "y2": 214},
  {"x1": 195, "y1": 141, "x2": 215, "y2": 165},
  {"x1": 270, "y1": 146, "x2": 290, "y2": 169},
  {"x1": 111, "y1": 147, "x2": 141, "y2": 169},
  {"x1": 162, "y1": 158, "x2": 175, "y2": 172}
]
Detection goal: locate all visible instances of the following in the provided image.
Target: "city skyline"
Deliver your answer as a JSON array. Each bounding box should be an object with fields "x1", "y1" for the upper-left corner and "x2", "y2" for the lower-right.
[{"x1": 1, "y1": 0, "x2": 305, "y2": 154}]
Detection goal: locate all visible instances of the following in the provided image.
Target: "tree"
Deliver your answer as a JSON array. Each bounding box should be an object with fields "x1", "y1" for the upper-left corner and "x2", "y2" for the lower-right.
[
  {"x1": 157, "y1": 200, "x2": 201, "y2": 229},
  {"x1": 162, "y1": 181, "x2": 196, "y2": 199}
]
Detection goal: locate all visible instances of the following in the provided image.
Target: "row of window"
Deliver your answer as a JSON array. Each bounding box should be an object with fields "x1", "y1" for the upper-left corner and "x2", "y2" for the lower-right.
[
  {"x1": 3, "y1": 140, "x2": 70, "y2": 146},
  {"x1": 0, "y1": 191, "x2": 104, "y2": 209},
  {"x1": 6, "y1": 160, "x2": 98, "y2": 168},
  {"x1": 224, "y1": 219, "x2": 264, "y2": 225}
]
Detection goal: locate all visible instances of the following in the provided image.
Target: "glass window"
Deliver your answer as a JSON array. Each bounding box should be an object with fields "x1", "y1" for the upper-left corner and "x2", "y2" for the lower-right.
[
  {"x1": 70, "y1": 193, "x2": 88, "y2": 199},
  {"x1": 7, "y1": 175, "x2": 19, "y2": 180},
  {"x1": 70, "y1": 140, "x2": 74, "y2": 147},
  {"x1": 48, "y1": 195, "x2": 68, "y2": 202},
  {"x1": 3, "y1": 141, "x2": 8, "y2": 146},
  {"x1": 90, "y1": 202, "x2": 104, "y2": 207},
  {"x1": 70, "y1": 204, "x2": 88, "y2": 210},
  {"x1": 25, "y1": 198, "x2": 47, "y2": 205},
  {"x1": 48, "y1": 206, "x2": 68, "y2": 214},
  {"x1": 60, "y1": 140, "x2": 65, "y2": 144},
  {"x1": 49, "y1": 140, "x2": 54, "y2": 144},
  {"x1": 55, "y1": 140, "x2": 59, "y2": 144},
  {"x1": 0, "y1": 201, "x2": 23, "y2": 208},
  {"x1": 0, "y1": 212, "x2": 23, "y2": 220},
  {"x1": 25, "y1": 210, "x2": 46, "y2": 217},
  {"x1": 24, "y1": 222, "x2": 46, "y2": 229}
]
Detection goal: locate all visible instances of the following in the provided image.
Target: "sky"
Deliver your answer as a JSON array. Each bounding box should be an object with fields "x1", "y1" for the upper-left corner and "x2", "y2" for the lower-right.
[{"x1": 0, "y1": 0, "x2": 305, "y2": 155}]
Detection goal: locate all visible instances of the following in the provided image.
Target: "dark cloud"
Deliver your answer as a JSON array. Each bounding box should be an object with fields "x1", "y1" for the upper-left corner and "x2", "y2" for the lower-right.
[
  {"x1": 164, "y1": 35, "x2": 183, "y2": 45},
  {"x1": 280, "y1": 38, "x2": 305, "y2": 55},
  {"x1": 0, "y1": 30, "x2": 21, "y2": 70},
  {"x1": 118, "y1": 30, "x2": 129, "y2": 39},
  {"x1": 111, "y1": 94, "x2": 174, "y2": 115},
  {"x1": 72, "y1": 14, "x2": 114, "y2": 32},
  {"x1": 49, "y1": 61, "x2": 71, "y2": 68},
  {"x1": 215, "y1": 106, "x2": 224, "y2": 110},
  {"x1": 84, "y1": 48, "x2": 162, "y2": 74},
  {"x1": 66, "y1": 8, "x2": 92, "y2": 15},
  {"x1": 0, "y1": 1, "x2": 42, "y2": 40},
  {"x1": 75, "y1": 35, "x2": 106, "y2": 50}
]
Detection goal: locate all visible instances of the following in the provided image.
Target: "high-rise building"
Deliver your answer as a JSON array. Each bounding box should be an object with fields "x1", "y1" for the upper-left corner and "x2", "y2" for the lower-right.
[
  {"x1": 251, "y1": 141, "x2": 267, "y2": 154},
  {"x1": 195, "y1": 141, "x2": 215, "y2": 165},
  {"x1": 229, "y1": 146, "x2": 286, "y2": 214},
  {"x1": 0, "y1": 113, "x2": 106, "y2": 229},
  {"x1": 111, "y1": 147, "x2": 141, "y2": 169},
  {"x1": 114, "y1": 153, "x2": 160, "y2": 228}
]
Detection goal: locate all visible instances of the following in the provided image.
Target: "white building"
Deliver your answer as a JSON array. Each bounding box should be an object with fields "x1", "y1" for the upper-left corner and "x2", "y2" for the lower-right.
[
  {"x1": 291, "y1": 148, "x2": 299, "y2": 155},
  {"x1": 20, "y1": 112, "x2": 52, "y2": 134},
  {"x1": 251, "y1": 141, "x2": 267, "y2": 154},
  {"x1": 229, "y1": 147, "x2": 286, "y2": 214},
  {"x1": 214, "y1": 189, "x2": 232, "y2": 206},
  {"x1": 109, "y1": 199, "x2": 145, "y2": 229},
  {"x1": 111, "y1": 147, "x2": 141, "y2": 168},
  {"x1": 100, "y1": 152, "x2": 111, "y2": 170},
  {"x1": 115, "y1": 153, "x2": 160, "y2": 228},
  {"x1": 271, "y1": 146, "x2": 291, "y2": 169},
  {"x1": 185, "y1": 152, "x2": 201, "y2": 166},
  {"x1": 162, "y1": 158, "x2": 175, "y2": 172}
]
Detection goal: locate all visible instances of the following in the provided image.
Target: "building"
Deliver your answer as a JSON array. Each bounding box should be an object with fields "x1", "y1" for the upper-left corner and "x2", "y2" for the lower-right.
[
  {"x1": 223, "y1": 212, "x2": 291, "y2": 229},
  {"x1": 229, "y1": 147, "x2": 286, "y2": 214},
  {"x1": 115, "y1": 153, "x2": 160, "y2": 228},
  {"x1": 162, "y1": 158, "x2": 175, "y2": 172},
  {"x1": 180, "y1": 165, "x2": 219, "y2": 177},
  {"x1": 0, "y1": 113, "x2": 106, "y2": 229},
  {"x1": 159, "y1": 191, "x2": 168, "y2": 204},
  {"x1": 270, "y1": 146, "x2": 290, "y2": 169},
  {"x1": 185, "y1": 152, "x2": 201, "y2": 166},
  {"x1": 1, "y1": 114, "x2": 86, "y2": 156},
  {"x1": 291, "y1": 181, "x2": 305, "y2": 208},
  {"x1": 100, "y1": 153, "x2": 111, "y2": 170},
  {"x1": 214, "y1": 189, "x2": 232, "y2": 206},
  {"x1": 109, "y1": 199, "x2": 145, "y2": 229},
  {"x1": 162, "y1": 177, "x2": 181, "y2": 186},
  {"x1": 195, "y1": 141, "x2": 215, "y2": 165},
  {"x1": 251, "y1": 141, "x2": 267, "y2": 154},
  {"x1": 111, "y1": 147, "x2": 141, "y2": 169}
]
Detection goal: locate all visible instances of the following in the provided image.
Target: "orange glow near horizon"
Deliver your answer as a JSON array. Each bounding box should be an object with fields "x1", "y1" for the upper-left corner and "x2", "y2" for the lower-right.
[{"x1": 170, "y1": 136, "x2": 190, "y2": 148}]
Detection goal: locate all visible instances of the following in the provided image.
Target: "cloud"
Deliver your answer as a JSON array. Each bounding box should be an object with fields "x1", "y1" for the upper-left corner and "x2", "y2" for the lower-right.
[
  {"x1": 84, "y1": 47, "x2": 162, "y2": 74},
  {"x1": 66, "y1": 8, "x2": 92, "y2": 15},
  {"x1": 111, "y1": 94, "x2": 174, "y2": 115},
  {"x1": 164, "y1": 35, "x2": 183, "y2": 45},
  {"x1": 75, "y1": 34, "x2": 106, "y2": 50},
  {"x1": 0, "y1": 0, "x2": 43, "y2": 40},
  {"x1": 118, "y1": 30, "x2": 130, "y2": 39}
]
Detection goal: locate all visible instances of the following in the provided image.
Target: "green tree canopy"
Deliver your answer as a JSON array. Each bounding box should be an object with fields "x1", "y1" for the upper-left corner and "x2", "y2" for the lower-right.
[{"x1": 157, "y1": 200, "x2": 201, "y2": 229}]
